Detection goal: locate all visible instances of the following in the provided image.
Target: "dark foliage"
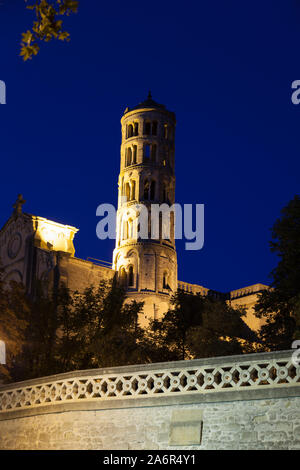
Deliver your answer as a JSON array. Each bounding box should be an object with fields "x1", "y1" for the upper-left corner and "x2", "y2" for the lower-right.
[{"x1": 255, "y1": 195, "x2": 300, "y2": 350}]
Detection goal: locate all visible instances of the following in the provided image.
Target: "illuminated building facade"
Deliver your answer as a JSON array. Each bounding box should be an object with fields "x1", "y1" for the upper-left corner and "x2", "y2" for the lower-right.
[
  {"x1": 0, "y1": 96, "x2": 268, "y2": 330},
  {"x1": 112, "y1": 93, "x2": 177, "y2": 321}
]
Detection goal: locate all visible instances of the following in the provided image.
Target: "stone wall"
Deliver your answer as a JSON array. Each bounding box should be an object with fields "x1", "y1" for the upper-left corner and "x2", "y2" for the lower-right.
[
  {"x1": 1, "y1": 396, "x2": 299, "y2": 450},
  {"x1": 1, "y1": 350, "x2": 299, "y2": 450},
  {"x1": 58, "y1": 254, "x2": 115, "y2": 291}
]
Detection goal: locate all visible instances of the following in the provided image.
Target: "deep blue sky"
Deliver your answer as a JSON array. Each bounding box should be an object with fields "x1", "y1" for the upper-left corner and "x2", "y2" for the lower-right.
[{"x1": 1, "y1": 0, "x2": 299, "y2": 292}]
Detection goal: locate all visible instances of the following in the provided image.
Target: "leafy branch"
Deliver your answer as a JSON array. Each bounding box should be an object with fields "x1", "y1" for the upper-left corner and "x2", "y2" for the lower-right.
[{"x1": 20, "y1": 0, "x2": 79, "y2": 61}]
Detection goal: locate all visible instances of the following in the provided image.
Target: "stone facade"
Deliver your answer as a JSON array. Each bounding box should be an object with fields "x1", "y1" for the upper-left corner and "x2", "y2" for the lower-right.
[
  {"x1": 57, "y1": 255, "x2": 114, "y2": 292},
  {"x1": 0, "y1": 207, "x2": 114, "y2": 295},
  {"x1": 0, "y1": 350, "x2": 299, "y2": 450},
  {"x1": 1, "y1": 397, "x2": 300, "y2": 450},
  {"x1": 112, "y1": 94, "x2": 178, "y2": 322},
  {"x1": 0, "y1": 96, "x2": 270, "y2": 328},
  {"x1": 178, "y1": 281, "x2": 268, "y2": 331}
]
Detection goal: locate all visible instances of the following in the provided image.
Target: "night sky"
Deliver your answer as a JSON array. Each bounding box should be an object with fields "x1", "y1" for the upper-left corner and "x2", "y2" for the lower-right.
[{"x1": 1, "y1": 1, "x2": 300, "y2": 293}]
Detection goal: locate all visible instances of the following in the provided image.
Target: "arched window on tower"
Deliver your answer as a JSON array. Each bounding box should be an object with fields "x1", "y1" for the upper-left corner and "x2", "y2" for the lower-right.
[
  {"x1": 150, "y1": 180, "x2": 156, "y2": 200},
  {"x1": 144, "y1": 144, "x2": 151, "y2": 161},
  {"x1": 134, "y1": 123, "x2": 139, "y2": 136},
  {"x1": 133, "y1": 145, "x2": 137, "y2": 164},
  {"x1": 144, "y1": 122, "x2": 151, "y2": 135},
  {"x1": 162, "y1": 184, "x2": 167, "y2": 203},
  {"x1": 148, "y1": 208, "x2": 152, "y2": 238},
  {"x1": 137, "y1": 222, "x2": 141, "y2": 240},
  {"x1": 164, "y1": 124, "x2": 169, "y2": 139},
  {"x1": 152, "y1": 121, "x2": 158, "y2": 135},
  {"x1": 119, "y1": 267, "x2": 127, "y2": 287},
  {"x1": 162, "y1": 146, "x2": 169, "y2": 167},
  {"x1": 163, "y1": 271, "x2": 169, "y2": 290},
  {"x1": 128, "y1": 218, "x2": 134, "y2": 239},
  {"x1": 123, "y1": 220, "x2": 128, "y2": 240},
  {"x1": 125, "y1": 182, "x2": 130, "y2": 201},
  {"x1": 144, "y1": 179, "x2": 150, "y2": 200},
  {"x1": 131, "y1": 180, "x2": 136, "y2": 201},
  {"x1": 128, "y1": 265, "x2": 134, "y2": 287},
  {"x1": 127, "y1": 124, "x2": 134, "y2": 138},
  {"x1": 151, "y1": 144, "x2": 157, "y2": 162},
  {"x1": 127, "y1": 147, "x2": 132, "y2": 166}
]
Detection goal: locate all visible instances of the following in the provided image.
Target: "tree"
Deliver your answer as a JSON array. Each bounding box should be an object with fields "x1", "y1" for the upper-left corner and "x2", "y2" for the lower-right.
[
  {"x1": 187, "y1": 297, "x2": 257, "y2": 359},
  {"x1": 149, "y1": 290, "x2": 204, "y2": 361},
  {"x1": 58, "y1": 278, "x2": 150, "y2": 370},
  {"x1": 20, "y1": 0, "x2": 79, "y2": 61},
  {"x1": 149, "y1": 289, "x2": 257, "y2": 361},
  {"x1": 10, "y1": 280, "x2": 72, "y2": 381},
  {"x1": 0, "y1": 270, "x2": 29, "y2": 383},
  {"x1": 255, "y1": 195, "x2": 300, "y2": 350},
  {"x1": 10, "y1": 278, "x2": 154, "y2": 381}
]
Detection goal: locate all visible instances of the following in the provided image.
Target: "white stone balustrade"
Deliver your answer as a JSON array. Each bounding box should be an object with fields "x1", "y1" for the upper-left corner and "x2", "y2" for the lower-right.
[{"x1": 0, "y1": 350, "x2": 299, "y2": 419}]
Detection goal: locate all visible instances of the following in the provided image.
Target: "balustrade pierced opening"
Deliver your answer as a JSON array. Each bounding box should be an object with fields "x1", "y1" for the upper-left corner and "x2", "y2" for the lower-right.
[{"x1": 1, "y1": 354, "x2": 299, "y2": 413}]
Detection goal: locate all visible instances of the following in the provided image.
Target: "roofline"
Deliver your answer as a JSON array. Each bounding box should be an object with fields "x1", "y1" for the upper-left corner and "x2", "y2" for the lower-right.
[
  {"x1": 121, "y1": 106, "x2": 176, "y2": 122},
  {"x1": 0, "y1": 212, "x2": 79, "y2": 237}
]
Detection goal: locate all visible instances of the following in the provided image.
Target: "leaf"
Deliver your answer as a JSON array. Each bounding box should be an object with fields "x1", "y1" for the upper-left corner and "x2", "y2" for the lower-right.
[{"x1": 21, "y1": 0, "x2": 79, "y2": 60}]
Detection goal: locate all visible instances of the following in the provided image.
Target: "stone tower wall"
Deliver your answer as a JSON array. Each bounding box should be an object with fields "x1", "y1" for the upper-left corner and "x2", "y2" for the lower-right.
[{"x1": 112, "y1": 99, "x2": 178, "y2": 323}]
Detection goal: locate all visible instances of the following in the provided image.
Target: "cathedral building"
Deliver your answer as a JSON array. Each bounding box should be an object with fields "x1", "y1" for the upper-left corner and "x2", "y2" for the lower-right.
[{"x1": 0, "y1": 95, "x2": 268, "y2": 330}]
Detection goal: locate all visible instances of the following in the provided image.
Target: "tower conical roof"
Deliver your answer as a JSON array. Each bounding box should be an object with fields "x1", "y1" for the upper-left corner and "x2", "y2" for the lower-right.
[{"x1": 124, "y1": 91, "x2": 174, "y2": 115}]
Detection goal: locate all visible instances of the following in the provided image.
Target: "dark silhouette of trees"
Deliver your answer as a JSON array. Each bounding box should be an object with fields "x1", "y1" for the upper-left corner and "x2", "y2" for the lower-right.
[
  {"x1": 6, "y1": 193, "x2": 300, "y2": 385},
  {"x1": 1, "y1": 275, "x2": 260, "y2": 384},
  {"x1": 10, "y1": 278, "x2": 153, "y2": 381},
  {"x1": 255, "y1": 195, "x2": 300, "y2": 350},
  {"x1": 149, "y1": 289, "x2": 257, "y2": 361},
  {"x1": 0, "y1": 270, "x2": 29, "y2": 382}
]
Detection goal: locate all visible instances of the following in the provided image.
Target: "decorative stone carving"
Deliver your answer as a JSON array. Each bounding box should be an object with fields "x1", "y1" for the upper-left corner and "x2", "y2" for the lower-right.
[
  {"x1": 1, "y1": 352, "x2": 299, "y2": 415},
  {"x1": 7, "y1": 233, "x2": 22, "y2": 259}
]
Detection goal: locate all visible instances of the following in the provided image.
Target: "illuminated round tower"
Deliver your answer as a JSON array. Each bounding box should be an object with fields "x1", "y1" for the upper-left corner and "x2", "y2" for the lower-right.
[{"x1": 112, "y1": 93, "x2": 177, "y2": 324}]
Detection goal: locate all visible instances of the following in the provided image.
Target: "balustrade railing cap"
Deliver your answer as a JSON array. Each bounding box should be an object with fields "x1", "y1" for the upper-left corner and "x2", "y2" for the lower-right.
[
  {"x1": 1, "y1": 349, "x2": 299, "y2": 421},
  {"x1": 0, "y1": 349, "x2": 294, "y2": 391}
]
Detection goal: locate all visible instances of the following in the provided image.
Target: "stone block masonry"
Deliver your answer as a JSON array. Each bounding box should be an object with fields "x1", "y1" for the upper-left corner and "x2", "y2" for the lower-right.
[{"x1": 0, "y1": 350, "x2": 300, "y2": 450}]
